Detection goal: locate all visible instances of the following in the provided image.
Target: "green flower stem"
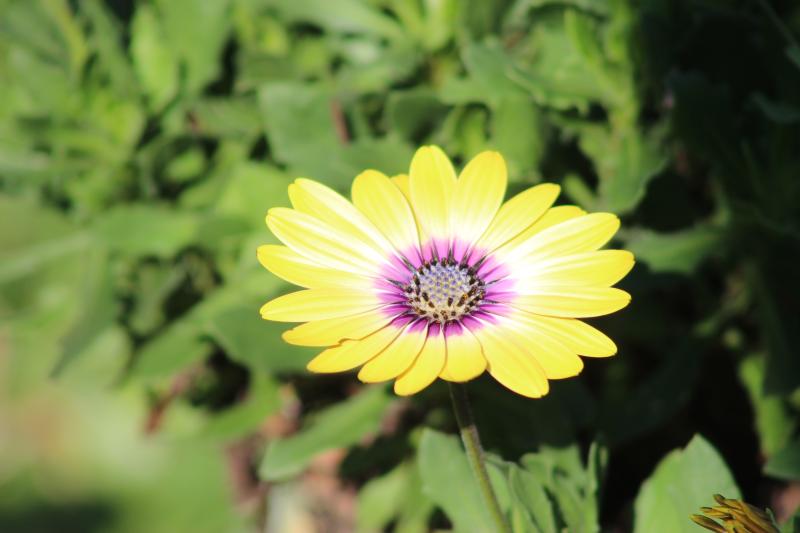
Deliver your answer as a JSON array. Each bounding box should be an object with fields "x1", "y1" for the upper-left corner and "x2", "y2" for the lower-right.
[{"x1": 448, "y1": 382, "x2": 512, "y2": 533}]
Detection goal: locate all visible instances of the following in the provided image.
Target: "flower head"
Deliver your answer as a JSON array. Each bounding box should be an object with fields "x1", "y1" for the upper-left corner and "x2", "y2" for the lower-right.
[
  {"x1": 691, "y1": 494, "x2": 779, "y2": 533},
  {"x1": 258, "y1": 146, "x2": 633, "y2": 397}
]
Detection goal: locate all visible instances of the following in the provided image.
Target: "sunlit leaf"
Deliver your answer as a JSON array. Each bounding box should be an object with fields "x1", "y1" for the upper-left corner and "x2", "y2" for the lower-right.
[
  {"x1": 417, "y1": 429, "x2": 511, "y2": 533},
  {"x1": 634, "y1": 435, "x2": 741, "y2": 533}
]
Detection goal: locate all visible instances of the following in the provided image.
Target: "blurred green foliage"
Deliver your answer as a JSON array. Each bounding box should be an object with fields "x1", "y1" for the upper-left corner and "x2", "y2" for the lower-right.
[{"x1": 2, "y1": 0, "x2": 800, "y2": 531}]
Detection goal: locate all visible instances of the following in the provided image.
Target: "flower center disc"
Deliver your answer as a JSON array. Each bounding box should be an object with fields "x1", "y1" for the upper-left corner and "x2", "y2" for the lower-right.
[{"x1": 404, "y1": 259, "x2": 486, "y2": 324}]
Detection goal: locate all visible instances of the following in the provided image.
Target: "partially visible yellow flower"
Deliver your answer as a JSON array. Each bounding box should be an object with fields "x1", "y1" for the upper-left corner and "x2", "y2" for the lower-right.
[
  {"x1": 258, "y1": 146, "x2": 633, "y2": 397},
  {"x1": 691, "y1": 494, "x2": 779, "y2": 533}
]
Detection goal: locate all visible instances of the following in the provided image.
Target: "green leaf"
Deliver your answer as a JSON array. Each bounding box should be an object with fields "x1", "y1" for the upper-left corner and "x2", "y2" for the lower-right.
[
  {"x1": 341, "y1": 137, "x2": 415, "y2": 178},
  {"x1": 504, "y1": 0, "x2": 610, "y2": 26},
  {"x1": 738, "y1": 355, "x2": 796, "y2": 456},
  {"x1": 204, "y1": 306, "x2": 314, "y2": 372},
  {"x1": 189, "y1": 96, "x2": 263, "y2": 139},
  {"x1": 753, "y1": 94, "x2": 800, "y2": 124},
  {"x1": 417, "y1": 429, "x2": 510, "y2": 533},
  {"x1": 52, "y1": 248, "x2": 117, "y2": 377},
  {"x1": 462, "y1": 40, "x2": 529, "y2": 103},
  {"x1": 602, "y1": 343, "x2": 702, "y2": 445},
  {"x1": 385, "y1": 88, "x2": 449, "y2": 140},
  {"x1": 131, "y1": 270, "x2": 280, "y2": 379},
  {"x1": 130, "y1": 4, "x2": 179, "y2": 110},
  {"x1": 200, "y1": 373, "x2": 281, "y2": 440},
  {"x1": 0, "y1": 229, "x2": 89, "y2": 286},
  {"x1": 586, "y1": 442, "x2": 609, "y2": 516},
  {"x1": 394, "y1": 465, "x2": 436, "y2": 533},
  {"x1": 0, "y1": 195, "x2": 89, "y2": 290},
  {"x1": 127, "y1": 263, "x2": 185, "y2": 336},
  {"x1": 441, "y1": 40, "x2": 527, "y2": 107},
  {"x1": 0, "y1": 0, "x2": 86, "y2": 79},
  {"x1": 132, "y1": 320, "x2": 213, "y2": 379},
  {"x1": 390, "y1": 0, "x2": 457, "y2": 52},
  {"x1": 211, "y1": 161, "x2": 292, "y2": 223},
  {"x1": 164, "y1": 148, "x2": 206, "y2": 184},
  {"x1": 259, "y1": 81, "x2": 413, "y2": 185},
  {"x1": 438, "y1": 106, "x2": 491, "y2": 160},
  {"x1": 269, "y1": 0, "x2": 404, "y2": 40},
  {"x1": 749, "y1": 259, "x2": 800, "y2": 395},
  {"x1": 786, "y1": 44, "x2": 800, "y2": 71},
  {"x1": 519, "y1": 444, "x2": 603, "y2": 533},
  {"x1": 625, "y1": 226, "x2": 724, "y2": 274},
  {"x1": 508, "y1": 465, "x2": 557, "y2": 533},
  {"x1": 633, "y1": 435, "x2": 741, "y2": 533},
  {"x1": 491, "y1": 95, "x2": 546, "y2": 180},
  {"x1": 153, "y1": 0, "x2": 232, "y2": 93},
  {"x1": 259, "y1": 386, "x2": 392, "y2": 481},
  {"x1": 93, "y1": 205, "x2": 200, "y2": 258},
  {"x1": 507, "y1": 13, "x2": 611, "y2": 111},
  {"x1": 257, "y1": 81, "x2": 343, "y2": 182},
  {"x1": 82, "y1": 0, "x2": 140, "y2": 97},
  {"x1": 333, "y1": 40, "x2": 420, "y2": 94},
  {"x1": 579, "y1": 126, "x2": 667, "y2": 214},
  {"x1": 765, "y1": 439, "x2": 800, "y2": 481},
  {"x1": 357, "y1": 463, "x2": 413, "y2": 532}
]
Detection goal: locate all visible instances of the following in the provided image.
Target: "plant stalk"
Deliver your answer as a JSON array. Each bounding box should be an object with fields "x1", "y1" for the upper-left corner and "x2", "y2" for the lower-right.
[{"x1": 448, "y1": 382, "x2": 512, "y2": 533}]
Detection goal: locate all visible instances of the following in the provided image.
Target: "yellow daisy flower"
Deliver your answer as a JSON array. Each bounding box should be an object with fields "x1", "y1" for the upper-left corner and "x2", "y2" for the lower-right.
[{"x1": 258, "y1": 146, "x2": 633, "y2": 398}]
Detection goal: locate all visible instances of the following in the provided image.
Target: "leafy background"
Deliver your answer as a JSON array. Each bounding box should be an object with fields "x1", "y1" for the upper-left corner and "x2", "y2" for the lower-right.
[{"x1": 1, "y1": 0, "x2": 800, "y2": 531}]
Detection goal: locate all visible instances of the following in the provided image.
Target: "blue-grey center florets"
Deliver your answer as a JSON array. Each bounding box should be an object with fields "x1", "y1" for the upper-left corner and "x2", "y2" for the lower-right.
[{"x1": 404, "y1": 258, "x2": 486, "y2": 323}]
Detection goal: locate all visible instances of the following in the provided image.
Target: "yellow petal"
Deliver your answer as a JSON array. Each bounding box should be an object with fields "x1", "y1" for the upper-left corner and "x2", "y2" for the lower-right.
[
  {"x1": 392, "y1": 173, "x2": 412, "y2": 199},
  {"x1": 289, "y1": 178, "x2": 393, "y2": 255},
  {"x1": 257, "y1": 245, "x2": 375, "y2": 289},
  {"x1": 267, "y1": 207, "x2": 384, "y2": 275},
  {"x1": 499, "y1": 205, "x2": 586, "y2": 254},
  {"x1": 352, "y1": 170, "x2": 420, "y2": 254},
  {"x1": 260, "y1": 288, "x2": 380, "y2": 322},
  {"x1": 513, "y1": 287, "x2": 631, "y2": 318},
  {"x1": 440, "y1": 324, "x2": 486, "y2": 382},
  {"x1": 472, "y1": 322, "x2": 549, "y2": 398},
  {"x1": 513, "y1": 250, "x2": 635, "y2": 291},
  {"x1": 392, "y1": 173, "x2": 426, "y2": 242},
  {"x1": 507, "y1": 213, "x2": 620, "y2": 262},
  {"x1": 306, "y1": 326, "x2": 401, "y2": 373},
  {"x1": 394, "y1": 327, "x2": 446, "y2": 396},
  {"x1": 515, "y1": 314, "x2": 617, "y2": 357},
  {"x1": 358, "y1": 322, "x2": 427, "y2": 383},
  {"x1": 475, "y1": 184, "x2": 560, "y2": 253},
  {"x1": 282, "y1": 310, "x2": 395, "y2": 347},
  {"x1": 504, "y1": 314, "x2": 584, "y2": 379},
  {"x1": 452, "y1": 151, "x2": 507, "y2": 247},
  {"x1": 409, "y1": 145, "x2": 456, "y2": 245}
]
